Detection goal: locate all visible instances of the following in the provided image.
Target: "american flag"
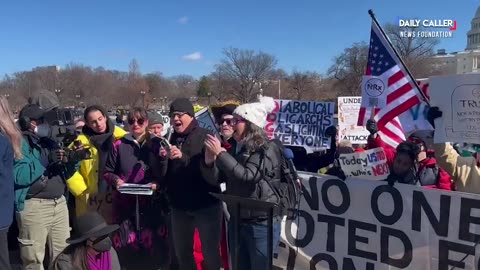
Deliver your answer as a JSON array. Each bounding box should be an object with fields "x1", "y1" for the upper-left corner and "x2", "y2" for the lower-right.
[{"x1": 357, "y1": 22, "x2": 423, "y2": 148}]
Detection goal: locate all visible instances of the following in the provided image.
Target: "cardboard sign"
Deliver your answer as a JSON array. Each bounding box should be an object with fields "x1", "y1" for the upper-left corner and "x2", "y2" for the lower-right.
[
  {"x1": 430, "y1": 74, "x2": 480, "y2": 144},
  {"x1": 338, "y1": 147, "x2": 389, "y2": 180},
  {"x1": 338, "y1": 97, "x2": 369, "y2": 144}
]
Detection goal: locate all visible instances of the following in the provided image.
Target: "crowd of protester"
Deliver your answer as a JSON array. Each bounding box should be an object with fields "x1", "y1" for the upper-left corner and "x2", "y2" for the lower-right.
[{"x1": 1, "y1": 91, "x2": 478, "y2": 270}]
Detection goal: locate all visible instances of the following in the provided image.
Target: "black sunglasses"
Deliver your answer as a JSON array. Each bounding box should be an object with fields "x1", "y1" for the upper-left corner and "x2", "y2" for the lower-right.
[
  {"x1": 128, "y1": 118, "x2": 145, "y2": 125},
  {"x1": 220, "y1": 119, "x2": 234, "y2": 126}
]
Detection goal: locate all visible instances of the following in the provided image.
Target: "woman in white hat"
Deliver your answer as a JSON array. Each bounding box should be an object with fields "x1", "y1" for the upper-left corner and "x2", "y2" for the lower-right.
[
  {"x1": 51, "y1": 211, "x2": 121, "y2": 270},
  {"x1": 203, "y1": 96, "x2": 283, "y2": 269}
]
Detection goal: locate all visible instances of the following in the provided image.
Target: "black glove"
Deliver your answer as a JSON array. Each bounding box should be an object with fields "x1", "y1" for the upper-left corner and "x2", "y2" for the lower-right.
[
  {"x1": 325, "y1": 126, "x2": 337, "y2": 138},
  {"x1": 366, "y1": 119, "x2": 378, "y2": 135},
  {"x1": 48, "y1": 149, "x2": 67, "y2": 164},
  {"x1": 427, "y1": 106, "x2": 442, "y2": 128}
]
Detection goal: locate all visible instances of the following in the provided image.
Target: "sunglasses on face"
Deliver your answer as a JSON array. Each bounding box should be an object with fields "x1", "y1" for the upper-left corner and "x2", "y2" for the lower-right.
[
  {"x1": 128, "y1": 118, "x2": 145, "y2": 125},
  {"x1": 220, "y1": 119, "x2": 234, "y2": 126},
  {"x1": 232, "y1": 118, "x2": 245, "y2": 125}
]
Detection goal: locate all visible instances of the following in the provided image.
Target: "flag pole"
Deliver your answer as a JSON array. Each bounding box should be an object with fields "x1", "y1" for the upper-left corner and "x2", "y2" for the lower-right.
[{"x1": 368, "y1": 9, "x2": 431, "y2": 106}]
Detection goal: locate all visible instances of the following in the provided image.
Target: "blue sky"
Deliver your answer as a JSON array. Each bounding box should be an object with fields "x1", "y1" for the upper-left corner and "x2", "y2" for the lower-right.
[{"x1": 0, "y1": 0, "x2": 478, "y2": 78}]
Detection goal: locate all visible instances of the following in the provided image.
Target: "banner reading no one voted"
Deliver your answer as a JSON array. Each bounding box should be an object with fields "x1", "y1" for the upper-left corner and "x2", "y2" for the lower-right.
[{"x1": 265, "y1": 100, "x2": 334, "y2": 153}]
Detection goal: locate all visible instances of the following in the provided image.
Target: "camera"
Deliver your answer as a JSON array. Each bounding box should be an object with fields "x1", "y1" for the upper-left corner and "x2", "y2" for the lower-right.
[{"x1": 63, "y1": 140, "x2": 92, "y2": 163}]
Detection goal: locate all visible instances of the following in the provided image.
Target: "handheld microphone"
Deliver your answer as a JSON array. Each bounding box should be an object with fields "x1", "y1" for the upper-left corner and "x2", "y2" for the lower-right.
[{"x1": 283, "y1": 148, "x2": 299, "y2": 181}]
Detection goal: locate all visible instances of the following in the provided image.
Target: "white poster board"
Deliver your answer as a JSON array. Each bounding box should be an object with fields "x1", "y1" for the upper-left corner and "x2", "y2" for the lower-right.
[
  {"x1": 430, "y1": 74, "x2": 480, "y2": 144},
  {"x1": 338, "y1": 148, "x2": 389, "y2": 180},
  {"x1": 338, "y1": 97, "x2": 369, "y2": 144},
  {"x1": 265, "y1": 99, "x2": 334, "y2": 153},
  {"x1": 274, "y1": 172, "x2": 480, "y2": 269}
]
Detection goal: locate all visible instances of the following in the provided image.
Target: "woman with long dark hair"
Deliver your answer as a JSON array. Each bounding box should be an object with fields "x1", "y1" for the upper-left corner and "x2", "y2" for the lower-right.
[
  {"x1": 203, "y1": 96, "x2": 283, "y2": 269},
  {"x1": 66, "y1": 105, "x2": 127, "y2": 219}
]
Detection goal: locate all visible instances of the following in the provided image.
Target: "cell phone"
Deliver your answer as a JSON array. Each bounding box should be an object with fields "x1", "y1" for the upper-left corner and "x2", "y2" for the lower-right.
[{"x1": 159, "y1": 138, "x2": 171, "y2": 152}]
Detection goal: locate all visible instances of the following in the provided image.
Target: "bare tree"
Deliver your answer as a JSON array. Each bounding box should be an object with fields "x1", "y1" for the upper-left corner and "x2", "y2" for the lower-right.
[
  {"x1": 384, "y1": 23, "x2": 440, "y2": 77},
  {"x1": 215, "y1": 47, "x2": 277, "y2": 103},
  {"x1": 286, "y1": 71, "x2": 322, "y2": 100},
  {"x1": 327, "y1": 42, "x2": 368, "y2": 96}
]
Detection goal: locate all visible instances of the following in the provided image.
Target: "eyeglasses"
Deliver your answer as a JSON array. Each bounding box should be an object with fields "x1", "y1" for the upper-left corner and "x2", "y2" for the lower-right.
[
  {"x1": 128, "y1": 118, "x2": 145, "y2": 125},
  {"x1": 231, "y1": 118, "x2": 245, "y2": 125},
  {"x1": 220, "y1": 119, "x2": 234, "y2": 126},
  {"x1": 169, "y1": 112, "x2": 186, "y2": 118}
]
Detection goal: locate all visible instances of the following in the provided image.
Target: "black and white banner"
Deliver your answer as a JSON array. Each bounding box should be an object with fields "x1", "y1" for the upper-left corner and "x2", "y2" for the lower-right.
[{"x1": 274, "y1": 172, "x2": 480, "y2": 270}]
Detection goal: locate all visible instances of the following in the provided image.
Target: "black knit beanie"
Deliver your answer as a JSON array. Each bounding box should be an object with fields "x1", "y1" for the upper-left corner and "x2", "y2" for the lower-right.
[{"x1": 169, "y1": 98, "x2": 194, "y2": 117}]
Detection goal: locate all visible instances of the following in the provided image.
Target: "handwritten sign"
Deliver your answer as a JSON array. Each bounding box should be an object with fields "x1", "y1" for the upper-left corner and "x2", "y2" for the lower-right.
[
  {"x1": 87, "y1": 188, "x2": 114, "y2": 224},
  {"x1": 398, "y1": 78, "x2": 433, "y2": 135},
  {"x1": 338, "y1": 97, "x2": 369, "y2": 144},
  {"x1": 430, "y1": 74, "x2": 480, "y2": 144},
  {"x1": 338, "y1": 147, "x2": 389, "y2": 180},
  {"x1": 265, "y1": 100, "x2": 334, "y2": 153}
]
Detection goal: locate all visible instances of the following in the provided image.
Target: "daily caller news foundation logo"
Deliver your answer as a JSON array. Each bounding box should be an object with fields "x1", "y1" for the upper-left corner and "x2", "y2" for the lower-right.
[{"x1": 397, "y1": 17, "x2": 457, "y2": 38}]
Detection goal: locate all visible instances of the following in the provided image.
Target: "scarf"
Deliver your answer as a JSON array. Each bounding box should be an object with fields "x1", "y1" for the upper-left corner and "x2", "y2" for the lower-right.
[
  {"x1": 87, "y1": 250, "x2": 111, "y2": 270},
  {"x1": 82, "y1": 119, "x2": 115, "y2": 192},
  {"x1": 171, "y1": 119, "x2": 199, "y2": 147}
]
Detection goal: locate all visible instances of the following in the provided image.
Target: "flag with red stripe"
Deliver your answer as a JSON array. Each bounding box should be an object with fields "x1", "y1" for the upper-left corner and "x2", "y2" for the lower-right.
[{"x1": 357, "y1": 22, "x2": 424, "y2": 148}]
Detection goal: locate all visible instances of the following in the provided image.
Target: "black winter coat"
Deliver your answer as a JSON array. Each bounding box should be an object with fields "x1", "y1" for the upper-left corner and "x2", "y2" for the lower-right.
[
  {"x1": 212, "y1": 142, "x2": 282, "y2": 221},
  {"x1": 166, "y1": 121, "x2": 221, "y2": 211}
]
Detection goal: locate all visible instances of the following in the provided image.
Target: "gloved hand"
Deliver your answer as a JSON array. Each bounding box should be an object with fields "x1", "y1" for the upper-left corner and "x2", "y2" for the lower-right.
[
  {"x1": 325, "y1": 126, "x2": 337, "y2": 138},
  {"x1": 49, "y1": 149, "x2": 67, "y2": 164},
  {"x1": 427, "y1": 106, "x2": 442, "y2": 128},
  {"x1": 366, "y1": 119, "x2": 378, "y2": 135}
]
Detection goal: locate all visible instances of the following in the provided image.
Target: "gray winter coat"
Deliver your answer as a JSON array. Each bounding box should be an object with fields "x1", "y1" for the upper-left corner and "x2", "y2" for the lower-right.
[
  {"x1": 205, "y1": 142, "x2": 282, "y2": 221},
  {"x1": 51, "y1": 247, "x2": 121, "y2": 270}
]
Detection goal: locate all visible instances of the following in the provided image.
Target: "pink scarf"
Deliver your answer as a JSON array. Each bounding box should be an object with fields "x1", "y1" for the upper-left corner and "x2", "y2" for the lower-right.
[{"x1": 87, "y1": 250, "x2": 111, "y2": 270}]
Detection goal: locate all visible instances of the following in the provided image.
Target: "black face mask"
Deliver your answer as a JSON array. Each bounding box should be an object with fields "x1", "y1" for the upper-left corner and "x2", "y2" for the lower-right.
[{"x1": 91, "y1": 236, "x2": 112, "y2": 252}]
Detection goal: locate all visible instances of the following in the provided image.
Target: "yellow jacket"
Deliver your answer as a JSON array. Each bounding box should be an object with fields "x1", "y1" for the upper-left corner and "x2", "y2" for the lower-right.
[
  {"x1": 434, "y1": 143, "x2": 480, "y2": 194},
  {"x1": 66, "y1": 126, "x2": 127, "y2": 216}
]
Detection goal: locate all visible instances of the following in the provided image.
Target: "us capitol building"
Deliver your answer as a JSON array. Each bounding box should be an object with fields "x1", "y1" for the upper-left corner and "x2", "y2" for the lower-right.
[{"x1": 431, "y1": 7, "x2": 480, "y2": 74}]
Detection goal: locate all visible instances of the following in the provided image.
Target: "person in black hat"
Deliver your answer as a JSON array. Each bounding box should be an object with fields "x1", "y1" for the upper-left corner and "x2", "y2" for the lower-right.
[
  {"x1": 14, "y1": 103, "x2": 79, "y2": 269},
  {"x1": 166, "y1": 98, "x2": 223, "y2": 270},
  {"x1": 210, "y1": 101, "x2": 239, "y2": 156},
  {"x1": 51, "y1": 211, "x2": 121, "y2": 270}
]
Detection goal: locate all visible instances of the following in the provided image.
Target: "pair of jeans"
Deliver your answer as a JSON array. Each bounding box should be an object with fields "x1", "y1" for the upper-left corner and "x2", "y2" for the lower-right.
[
  {"x1": 228, "y1": 220, "x2": 281, "y2": 270},
  {"x1": 171, "y1": 203, "x2": 223, "y2": 270},
  {"x1": 0, "y1": 228, "x2": 11, "y2": 270},
  {"x1": 16, "y1": 196, "x2": 70, "y2": 270}
]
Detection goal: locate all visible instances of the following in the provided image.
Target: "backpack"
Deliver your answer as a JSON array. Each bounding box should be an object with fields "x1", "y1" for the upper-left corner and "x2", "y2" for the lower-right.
[{"x1": 263, "y1": 139, "x2": 302, "y2": 220}]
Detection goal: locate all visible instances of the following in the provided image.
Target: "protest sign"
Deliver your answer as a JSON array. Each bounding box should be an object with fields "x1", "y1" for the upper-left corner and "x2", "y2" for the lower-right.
[
  {"x1": 195, "y1": 107, "x2": 220, "y2": 136},
  {"x1": 87, "y1": 187, "x2": 114, "y2": 224},
  {"x1": 338, "y1": 97, "x2": 369, "y2": 144},
  {"x1": 430, "y1": 74, "x2": 480, "y2": 144},
  {"x1": 338, "y1": 147, "x2": 389, "y2": 180},
  {"x1": 273, "y1": 172, "x2": 480, "y2": 269},
  {"x1": 265, "y1": 99, "x2": 334, "y2": 153},
  {"x1": 160, "y1": 115, "x2": 170, "y2": 137},
  {"x1": 398, "y1": 78, "x2": 433, "y2": 135},
  {"x1": 361, "y1": 75, "x2": 388, "y2": 108}
]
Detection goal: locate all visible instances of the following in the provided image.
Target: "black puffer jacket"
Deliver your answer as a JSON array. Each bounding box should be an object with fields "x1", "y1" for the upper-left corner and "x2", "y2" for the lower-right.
[{"x1": 214, "y1": 142, "x2": 282, "y2": 221}]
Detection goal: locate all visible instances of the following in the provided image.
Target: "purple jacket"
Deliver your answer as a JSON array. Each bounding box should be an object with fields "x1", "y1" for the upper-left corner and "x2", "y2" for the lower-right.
[{"x1": 104, "y1": 133, "x2": 167, "y2": 223}]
